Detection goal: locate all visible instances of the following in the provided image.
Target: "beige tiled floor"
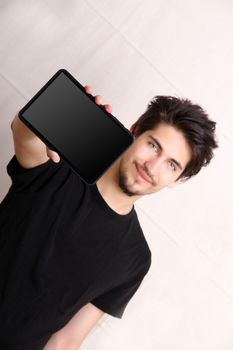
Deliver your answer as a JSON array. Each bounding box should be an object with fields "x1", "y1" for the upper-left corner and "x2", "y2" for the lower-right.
[{"x1": 0, "y1": 1, "x2": 232, "y2": 349}]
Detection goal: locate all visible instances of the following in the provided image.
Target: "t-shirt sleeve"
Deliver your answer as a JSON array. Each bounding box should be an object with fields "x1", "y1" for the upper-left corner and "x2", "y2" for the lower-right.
[
  {"x1": 6, "y1": 154, "x2": 73, "y2": 193},
  {"x1": 91, "y1": 252, "x2": 151, "y2": 319}
]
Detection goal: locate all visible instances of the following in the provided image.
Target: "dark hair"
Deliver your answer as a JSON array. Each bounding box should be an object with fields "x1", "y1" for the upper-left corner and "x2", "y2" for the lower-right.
[{"x1": 130, "y1": 96, "x2": 218, "y2": 181}]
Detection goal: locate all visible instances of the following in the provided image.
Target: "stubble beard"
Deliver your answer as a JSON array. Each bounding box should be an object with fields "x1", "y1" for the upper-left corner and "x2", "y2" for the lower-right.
[{"x1": 118, "y1": 160, "x2": 144, "y2": 197}]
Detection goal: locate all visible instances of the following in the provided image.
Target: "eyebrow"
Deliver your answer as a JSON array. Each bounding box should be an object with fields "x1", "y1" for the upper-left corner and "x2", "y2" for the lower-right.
[{"x1": 148, "y1": 135, "x2": 183, "y2": 170}]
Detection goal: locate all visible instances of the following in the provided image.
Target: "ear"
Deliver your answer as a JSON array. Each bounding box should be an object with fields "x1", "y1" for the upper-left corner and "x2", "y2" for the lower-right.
[{"x1": 129, "y1": 123, "x2": 137, "y2": 135}]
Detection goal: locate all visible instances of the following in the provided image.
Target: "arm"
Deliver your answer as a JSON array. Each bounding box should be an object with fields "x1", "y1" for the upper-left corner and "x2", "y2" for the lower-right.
[
  {"x1": 43, "y1": 303, "x2": 105, "y2": 350},
  {"x1": 11, "y1": 113, "x2": 50, "y2": 169}
]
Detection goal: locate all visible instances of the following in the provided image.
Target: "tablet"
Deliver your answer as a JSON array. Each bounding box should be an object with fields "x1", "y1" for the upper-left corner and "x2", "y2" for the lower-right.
[{"x1": 18, "y1": 69, "x2": 135, "y2": 185}]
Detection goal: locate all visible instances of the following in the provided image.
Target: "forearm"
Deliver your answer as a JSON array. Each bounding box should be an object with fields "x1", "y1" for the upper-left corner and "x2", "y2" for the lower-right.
[
  {"x1": 11, "y1": 114, "x2": 41, "y2": 144},
  {"x1": 42, "y1": 332, "x2": 81, "y2": 350},
  {"x1": 43, "y1": 303, "x2": 104, "y2": 350}
]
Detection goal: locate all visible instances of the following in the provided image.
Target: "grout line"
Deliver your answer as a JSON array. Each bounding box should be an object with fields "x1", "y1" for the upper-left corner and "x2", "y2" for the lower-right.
[
  {"x1": 1, "y1": 63, "x2": 233, "y2": 148},
  {"x1": 1, "y1": 2, "x2": 233, "y2": 147},
  {"x1": 84, "y1": 0, "x2": 183, "y2": 95},
  {"x1": 136, "y1": 204, "x2": 179, "y2": 245},
  {"x1": 0, "y1": 71, "x2": 28, "y2": 101},
  {"x1": 209, "y1": 277, "x2": 233, "y2": 305},
  {"x1": 194, "y1": 241, "x2": 218, "y2": 265},
  {"x1": 83, "y1": 1, "x2": 233, "y2": 147}
]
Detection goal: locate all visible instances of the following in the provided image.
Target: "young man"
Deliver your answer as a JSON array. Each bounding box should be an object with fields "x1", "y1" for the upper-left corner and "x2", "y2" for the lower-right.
[{"x1": 0, "y1": 86, "x2": 218, "y2": 350}]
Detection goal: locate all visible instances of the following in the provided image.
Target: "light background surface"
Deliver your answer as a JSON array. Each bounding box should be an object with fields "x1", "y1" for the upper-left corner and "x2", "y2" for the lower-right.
[{"x1": 0, "y1": 1, "x2": 232, "y2": 349}]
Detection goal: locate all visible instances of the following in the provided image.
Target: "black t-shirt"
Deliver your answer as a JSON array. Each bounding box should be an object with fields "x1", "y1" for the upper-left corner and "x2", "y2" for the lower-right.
[{"x1": 0, "y1": 155, "x2": 151, "y2": 350}]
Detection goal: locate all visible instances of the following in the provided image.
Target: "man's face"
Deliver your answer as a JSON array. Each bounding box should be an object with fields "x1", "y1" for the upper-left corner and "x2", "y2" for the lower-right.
[{"x1": 118, "y1": 122, "x2": 192, "y2": 197}]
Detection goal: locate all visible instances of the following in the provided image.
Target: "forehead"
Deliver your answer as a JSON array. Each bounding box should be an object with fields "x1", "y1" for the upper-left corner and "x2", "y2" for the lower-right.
[{"x1": 141, "y1": 123, "x2": 192, "y2": 168}]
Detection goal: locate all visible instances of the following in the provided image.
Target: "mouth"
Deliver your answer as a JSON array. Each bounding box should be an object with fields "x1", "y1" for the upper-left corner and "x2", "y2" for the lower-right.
[{"x1": 136, "y1": 165, "x2": 151, "y2": 183}]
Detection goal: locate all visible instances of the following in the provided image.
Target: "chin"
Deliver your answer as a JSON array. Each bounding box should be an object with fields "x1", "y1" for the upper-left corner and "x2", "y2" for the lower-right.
[{"x1": 118, "y1": 174, "x2": 140, "y2": 197}]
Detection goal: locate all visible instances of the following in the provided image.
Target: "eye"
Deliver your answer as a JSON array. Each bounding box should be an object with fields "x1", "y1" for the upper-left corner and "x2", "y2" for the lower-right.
[
  {"x1": 169, "y1": 161, "x2": 177, "y2": 171},
  {"x1": 148, "y1": 142, "x2": 158, "y2": 152}
]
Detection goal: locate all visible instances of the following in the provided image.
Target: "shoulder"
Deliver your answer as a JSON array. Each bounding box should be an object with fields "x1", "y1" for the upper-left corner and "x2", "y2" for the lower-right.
[
  {"x1": 115, "y1": 212, "x2": 152, "y2": 280},
  {"x1": 131, "y1": 209, "x2": 152, "y2": 258},
  {"x1": 6, "y1": 154, "x2": 84, "y2": 193},
  {"x1": 131, "y1": 210, "x2": 152, "y2": 275}
]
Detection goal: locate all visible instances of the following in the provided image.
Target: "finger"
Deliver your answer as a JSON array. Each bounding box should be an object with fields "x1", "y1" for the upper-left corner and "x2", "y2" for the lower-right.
[
  {"x1": 84, "y1": 85, "x2": 92, "y2": 94},
  {"x1": 47, "y1": 148, "x2": 60, "y2": 163},
  {"x1": 104, "y1": 104, "x2": 112, "y2": 113},
  {"x1": 94, "y1": 95, "x2": 102, "y2": 104},
  {"x1": 52, "y1": 153, "x2": 60, "y2": 163}
]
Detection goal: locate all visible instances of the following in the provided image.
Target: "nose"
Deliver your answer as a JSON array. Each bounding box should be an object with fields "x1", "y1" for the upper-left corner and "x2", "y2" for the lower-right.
[{"x1": 144, "y1": 159, "x2": 163, "y2": 180}]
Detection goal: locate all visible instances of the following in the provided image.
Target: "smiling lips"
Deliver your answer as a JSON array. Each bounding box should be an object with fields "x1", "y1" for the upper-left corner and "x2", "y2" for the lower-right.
[{"x1": 136, "y1": 166, "x2": 151, "y2": 183}]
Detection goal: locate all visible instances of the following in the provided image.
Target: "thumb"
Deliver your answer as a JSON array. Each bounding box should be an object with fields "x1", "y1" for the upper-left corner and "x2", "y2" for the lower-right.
[{"x1": 46, "y1": 146, "x2": 60, "y2": 163}]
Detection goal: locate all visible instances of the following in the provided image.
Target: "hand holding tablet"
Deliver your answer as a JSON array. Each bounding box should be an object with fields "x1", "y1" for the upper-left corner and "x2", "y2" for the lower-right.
[{"x1": 18, "y1": 69, "x2": 134, "y2": 185}]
